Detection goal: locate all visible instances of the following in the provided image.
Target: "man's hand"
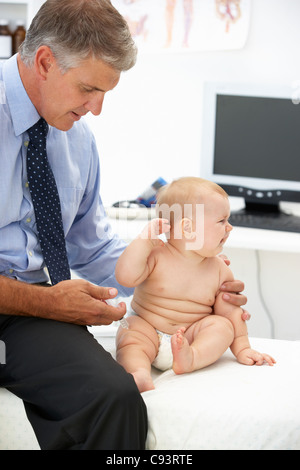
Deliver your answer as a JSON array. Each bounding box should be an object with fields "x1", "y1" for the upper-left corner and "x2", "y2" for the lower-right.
[
  {"x1": 220, "y1": 280, "x2": 250, "y2": 321},
  {"x1": 46, "y1": 280, "x2": 126, "y2": 326}
]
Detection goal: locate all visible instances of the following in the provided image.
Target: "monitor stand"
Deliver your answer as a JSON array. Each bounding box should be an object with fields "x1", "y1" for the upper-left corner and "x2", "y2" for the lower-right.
[{"x1": 239, "y1": 200, "x2": 281, "y2": 215}]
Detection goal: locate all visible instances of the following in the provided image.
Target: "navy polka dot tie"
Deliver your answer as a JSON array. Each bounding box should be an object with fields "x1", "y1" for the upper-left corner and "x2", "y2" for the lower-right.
[{"x1": 26, "y1": 118, "x2": 71, "y2": 285}]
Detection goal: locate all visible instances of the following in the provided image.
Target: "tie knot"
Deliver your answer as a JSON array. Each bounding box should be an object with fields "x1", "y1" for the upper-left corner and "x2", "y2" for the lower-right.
[{"x1": 27, "y1": 118, "x2": 48, "y2": 142}]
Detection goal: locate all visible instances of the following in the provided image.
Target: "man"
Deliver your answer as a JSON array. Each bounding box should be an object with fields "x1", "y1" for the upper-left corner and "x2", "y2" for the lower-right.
[{"x1": 0, "y1": 0, "x2": 248, "y2": 450}]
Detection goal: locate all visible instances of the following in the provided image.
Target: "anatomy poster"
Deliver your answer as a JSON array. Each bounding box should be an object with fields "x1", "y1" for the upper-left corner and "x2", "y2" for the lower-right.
[{"x1": 112, "y1": 0, "x2": 251, "y2": 52}]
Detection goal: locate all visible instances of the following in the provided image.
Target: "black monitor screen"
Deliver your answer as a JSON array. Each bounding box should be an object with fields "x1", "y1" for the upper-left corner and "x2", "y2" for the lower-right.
[{"x1": 214, "y1": 95, "x2": 300, "y2": 183}]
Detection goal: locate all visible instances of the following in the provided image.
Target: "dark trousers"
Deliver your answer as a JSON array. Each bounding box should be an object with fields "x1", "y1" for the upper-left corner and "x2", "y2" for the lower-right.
[{"x1": 0, "y1": 314, "x2": 148, "y2": 450}]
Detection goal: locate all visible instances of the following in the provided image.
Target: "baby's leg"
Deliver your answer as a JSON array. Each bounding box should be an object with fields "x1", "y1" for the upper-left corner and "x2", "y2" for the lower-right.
[
  {"x1": 171, "y1": 315, "x2": 234, "y2": 374},
  {"x1": 116, "y1": 315, "x2": 159, "y2": 392}
]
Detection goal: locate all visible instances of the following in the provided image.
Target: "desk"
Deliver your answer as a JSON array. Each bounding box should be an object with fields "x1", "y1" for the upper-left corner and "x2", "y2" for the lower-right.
[
  {"x1": 106, "y1": 200, "x2": 300, "y2": 341},
  {"x1": 106, "y1": 198, "x2": 300, "y2": 253}
]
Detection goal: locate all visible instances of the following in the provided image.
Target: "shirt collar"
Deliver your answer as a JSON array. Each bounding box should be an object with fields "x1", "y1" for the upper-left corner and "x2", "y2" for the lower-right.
[{"x1": 3, "y1": 54, "x2": 40, "y2": 137}]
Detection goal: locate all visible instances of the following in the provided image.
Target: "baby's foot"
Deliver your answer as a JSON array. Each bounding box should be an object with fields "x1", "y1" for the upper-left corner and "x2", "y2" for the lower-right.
[
  {"x1": 132, "y1": 368, "x2": 155, "y2": 393},
  {"x1": 171, "y1": 327, "x2": 194, "y2": 374}
]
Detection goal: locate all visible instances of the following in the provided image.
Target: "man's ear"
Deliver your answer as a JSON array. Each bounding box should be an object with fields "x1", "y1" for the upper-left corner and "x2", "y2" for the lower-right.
[
  {"x1": 34, "y1": 46, "x2": 55, "y2": 81},
  {"x1": 181, "y1": 218, "x2": 196, "y2": 239}
]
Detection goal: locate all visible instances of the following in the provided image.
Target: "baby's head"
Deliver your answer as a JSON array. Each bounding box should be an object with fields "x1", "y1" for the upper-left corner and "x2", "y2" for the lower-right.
[
  {"x1": 156, "y1": 177, "x2": 228, "y2": 226},
  {"x1": 156, "y1": 177, "x2": 230, "y2": 253}
]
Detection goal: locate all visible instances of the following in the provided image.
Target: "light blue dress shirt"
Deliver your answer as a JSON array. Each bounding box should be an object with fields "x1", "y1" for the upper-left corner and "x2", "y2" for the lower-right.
[{"x1": 0, "y1": 55, "x2": 132, "y2": 296}]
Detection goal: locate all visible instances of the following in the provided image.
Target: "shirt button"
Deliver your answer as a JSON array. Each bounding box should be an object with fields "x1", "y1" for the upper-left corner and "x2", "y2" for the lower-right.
[
  {"x1": 25, "y1": 182, "x2": 29, "y2": 188},
  {"x1": 24, "y1": 140, "x2": 29, "y2": 147},
  {"x1": 26, "y1": 217, "x2": 31, "y2": 223},
  {"x1": 28, "y1": 251, "x2": 33, "y2": 257},
  {"x1": 9, "y1": 269, "x2": 13, "y2": 274}
]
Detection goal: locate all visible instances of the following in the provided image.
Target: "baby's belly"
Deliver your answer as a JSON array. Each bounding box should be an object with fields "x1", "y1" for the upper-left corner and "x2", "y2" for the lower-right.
[{"x1": 131, "y1": 294, "x2": 212, "y2": 335}]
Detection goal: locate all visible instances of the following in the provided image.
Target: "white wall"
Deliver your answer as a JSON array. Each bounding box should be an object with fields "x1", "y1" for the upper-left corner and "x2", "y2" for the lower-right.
[
  {"x1": 86, "y1": 0, "x2": 300, "y2": 341},
  {"x1": 86, "y1": 0, "x2": 300, "y2": 207}
]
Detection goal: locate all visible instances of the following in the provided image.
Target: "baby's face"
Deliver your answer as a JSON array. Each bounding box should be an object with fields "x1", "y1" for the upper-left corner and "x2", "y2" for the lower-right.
[{"x1": 188, "y1": 193, "x2": 232, "y2": 256}]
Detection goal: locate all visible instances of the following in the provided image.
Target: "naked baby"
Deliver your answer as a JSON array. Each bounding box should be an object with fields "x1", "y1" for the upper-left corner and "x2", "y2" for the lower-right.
[{"x1": 115, "y1": 177, "x2": 275, "y2": 392}]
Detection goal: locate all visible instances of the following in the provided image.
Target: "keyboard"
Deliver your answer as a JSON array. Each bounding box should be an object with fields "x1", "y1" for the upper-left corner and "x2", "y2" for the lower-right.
[{"x1": 229, "y1": 210, "x2": 300, "y2": 233}]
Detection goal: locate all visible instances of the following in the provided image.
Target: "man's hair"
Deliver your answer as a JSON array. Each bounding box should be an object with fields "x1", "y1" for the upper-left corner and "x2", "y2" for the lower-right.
[{"x1": 19, "y1": 0, "x2": 137, "y2": 72}]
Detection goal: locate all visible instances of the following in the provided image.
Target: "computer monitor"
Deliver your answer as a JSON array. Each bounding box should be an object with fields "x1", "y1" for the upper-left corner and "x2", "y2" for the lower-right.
[{"x1": 201, "y1": 82, "x2": 300, "y2": 217}]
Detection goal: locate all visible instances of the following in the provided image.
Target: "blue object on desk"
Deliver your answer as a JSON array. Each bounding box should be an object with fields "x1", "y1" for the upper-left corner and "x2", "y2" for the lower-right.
[{"x1": 136, "y1": 177, "x2": 167, "y2": 207}]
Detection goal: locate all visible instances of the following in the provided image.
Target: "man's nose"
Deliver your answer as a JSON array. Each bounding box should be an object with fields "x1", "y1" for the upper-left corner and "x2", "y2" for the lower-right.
[{"x1": 86, "y1": 93, "x2": 105, "y2": 116}]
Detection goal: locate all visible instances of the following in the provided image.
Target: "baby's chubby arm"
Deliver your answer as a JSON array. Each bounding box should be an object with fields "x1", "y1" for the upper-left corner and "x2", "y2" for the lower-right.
[
  {"x1": 214, "y1": 265, "x2": 250, "y2": 359},
  {"x1": 214, "y1": 260, "x2": 275, "y2": 366},
  {"x1": 115, "y1": 218, "x2": 170, "y2": 287}
]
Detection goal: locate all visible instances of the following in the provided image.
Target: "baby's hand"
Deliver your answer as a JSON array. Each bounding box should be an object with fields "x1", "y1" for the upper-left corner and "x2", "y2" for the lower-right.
[
  {"x1": 140, "y1": 218, "x2": 170, "y2": 242},
  {"x1": 237, "y1": 348, "x2": 276, "y2": 366}
]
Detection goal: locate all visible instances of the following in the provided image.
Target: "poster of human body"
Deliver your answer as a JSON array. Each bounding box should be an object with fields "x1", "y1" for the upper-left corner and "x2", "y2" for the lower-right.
[{"x1": 112, "y1": 0, "x2": 251, "y2": 52}]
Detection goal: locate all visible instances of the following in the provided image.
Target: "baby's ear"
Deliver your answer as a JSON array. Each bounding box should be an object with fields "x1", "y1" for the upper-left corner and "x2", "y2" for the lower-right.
[{"x1": 181, "y1": 218, "x2": 195, "y2": 239}]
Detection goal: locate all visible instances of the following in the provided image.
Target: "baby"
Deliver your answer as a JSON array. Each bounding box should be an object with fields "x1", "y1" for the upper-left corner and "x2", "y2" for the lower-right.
[{"x1": 115, "y1": 177, "x2": 275, "y2": 392}]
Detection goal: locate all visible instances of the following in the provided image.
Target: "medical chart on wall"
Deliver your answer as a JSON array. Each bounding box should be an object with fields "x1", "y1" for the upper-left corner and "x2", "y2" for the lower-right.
[{"x1": 112, "y1": 0, "x2": 251, "y2": 53}]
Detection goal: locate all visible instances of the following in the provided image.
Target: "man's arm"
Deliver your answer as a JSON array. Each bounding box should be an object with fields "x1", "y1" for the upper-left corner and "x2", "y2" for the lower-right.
[{"x1": 0, "y1": 275, "x2": 126, "y2": 326}]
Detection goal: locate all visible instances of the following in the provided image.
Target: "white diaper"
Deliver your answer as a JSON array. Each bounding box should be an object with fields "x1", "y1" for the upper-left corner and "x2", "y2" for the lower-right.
[
  {"x1": 126, "y1": 307, "x2": 173, "y2": 371},
  {"x1": 152, "y1": 330, "x2": 173, "y2": 371}
]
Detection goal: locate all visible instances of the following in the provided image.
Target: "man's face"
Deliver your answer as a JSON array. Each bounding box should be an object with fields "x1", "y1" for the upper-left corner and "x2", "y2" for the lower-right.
[{"x1": 38, "y1": 54, "x2": 120, "y2": 131}]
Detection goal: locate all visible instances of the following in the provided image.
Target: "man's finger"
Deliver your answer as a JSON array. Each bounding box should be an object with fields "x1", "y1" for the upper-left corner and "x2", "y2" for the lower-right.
[{"x1": 88, "y1": 284, "x2": 118, "y2": 301}]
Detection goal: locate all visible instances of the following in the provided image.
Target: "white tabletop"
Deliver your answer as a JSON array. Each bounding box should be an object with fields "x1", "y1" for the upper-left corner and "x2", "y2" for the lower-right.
[{"x1": 106, "y1": 198, "x2": 300, "y2": 253}]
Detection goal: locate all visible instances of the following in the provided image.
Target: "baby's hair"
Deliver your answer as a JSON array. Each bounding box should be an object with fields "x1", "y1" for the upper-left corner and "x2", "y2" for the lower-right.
[{"x1": 156, "y1": 177, "x2": 228, "y2": 228}]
